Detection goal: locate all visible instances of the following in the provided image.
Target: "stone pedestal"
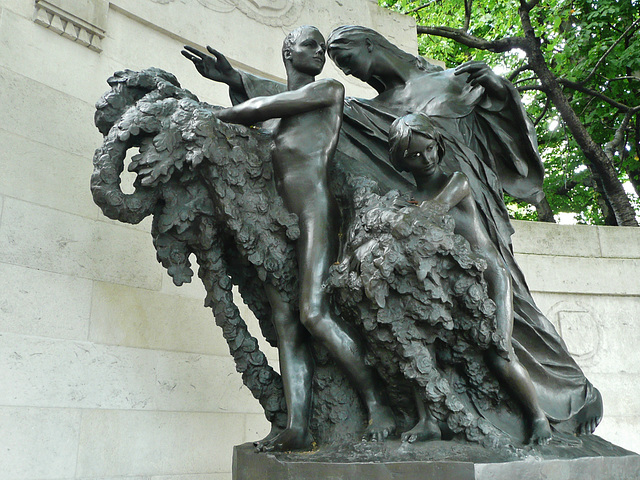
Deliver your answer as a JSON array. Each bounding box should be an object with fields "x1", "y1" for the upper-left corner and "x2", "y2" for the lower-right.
[{"x1": 233, "y1": 436, "x2": 640, "y2": 480}]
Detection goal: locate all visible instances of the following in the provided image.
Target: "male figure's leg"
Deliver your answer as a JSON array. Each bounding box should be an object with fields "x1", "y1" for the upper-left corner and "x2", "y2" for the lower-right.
[
  {"x1": 296, "y1": 203, "x2": 396, "y2": 440},
  {"x1": 257, "y1": 283, "x2": 314, "y2": 451}
]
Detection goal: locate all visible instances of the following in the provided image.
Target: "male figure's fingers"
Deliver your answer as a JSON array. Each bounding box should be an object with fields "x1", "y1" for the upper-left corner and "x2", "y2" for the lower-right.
[
  {"x1": 183, "y1": 45, "x2": 207, "y2": 59},
  {"x1": 181, "y1": 50, "x2": 198, "y2": 62},
  {"x1": 206, "y1": 46, "x2": 225, "y2": 61}
]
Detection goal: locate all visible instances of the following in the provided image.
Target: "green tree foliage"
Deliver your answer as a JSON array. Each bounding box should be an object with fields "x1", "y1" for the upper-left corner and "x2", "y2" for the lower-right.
[{"x1": 380, "y1": 0, "x2": 640, "y2": 225}]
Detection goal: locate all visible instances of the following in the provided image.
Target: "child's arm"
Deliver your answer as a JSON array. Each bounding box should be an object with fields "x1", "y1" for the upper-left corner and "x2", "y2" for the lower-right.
[
  {"x1": 215, "y1": 79, "x2": 344, "y2": 126},
  {"x1": 430, "y1": 172, "x2": 471, "y2": 210}
]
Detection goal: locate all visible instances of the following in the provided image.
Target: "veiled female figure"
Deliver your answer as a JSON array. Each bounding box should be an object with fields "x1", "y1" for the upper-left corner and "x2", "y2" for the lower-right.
[{"x1": 183, "y1": 25, "x2": 602, "y2": 438}]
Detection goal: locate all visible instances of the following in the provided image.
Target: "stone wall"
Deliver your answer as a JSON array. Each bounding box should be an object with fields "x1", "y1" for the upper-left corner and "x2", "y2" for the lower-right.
[
  {"x1": 0, "y1": 1, "x2": 415, "y2": 479},
  {"x1": 511, "y1": 221, "x2": 640, "y2": 454},
  {"x1": 0, "y1": 0, "x2": 638, "y2": 479}
]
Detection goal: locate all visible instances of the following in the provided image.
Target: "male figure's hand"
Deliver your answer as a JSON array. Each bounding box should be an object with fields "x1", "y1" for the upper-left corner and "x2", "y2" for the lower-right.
[
  {"x1": 454, "y1": 61, "x2": 508, "y2": 101},
  {"x1": 181, "y1": 46, "x2": 243, "y2": 91}
]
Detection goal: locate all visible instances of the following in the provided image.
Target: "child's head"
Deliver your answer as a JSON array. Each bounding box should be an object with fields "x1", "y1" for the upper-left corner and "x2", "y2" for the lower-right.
[{"x1": 389, "y1": 113, "x2": 445, "y2": 173}]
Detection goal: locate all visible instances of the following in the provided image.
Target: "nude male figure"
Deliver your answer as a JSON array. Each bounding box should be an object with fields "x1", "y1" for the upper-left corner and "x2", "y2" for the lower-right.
[{"x1": 183, "y1": 26, "x2": 395, "y2": 451}]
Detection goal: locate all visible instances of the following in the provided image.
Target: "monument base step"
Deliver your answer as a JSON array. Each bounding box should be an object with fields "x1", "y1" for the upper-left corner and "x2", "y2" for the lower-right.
[{"x1": 233, "y1": 435, "x2": 640, "y2": 480}]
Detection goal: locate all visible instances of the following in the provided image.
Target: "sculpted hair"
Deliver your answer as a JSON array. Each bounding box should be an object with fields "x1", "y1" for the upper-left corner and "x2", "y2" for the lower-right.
[
  {"x1": 327, "y1": 25, "x2": 443, "y2": 74},
  {"x1": 389, "y1": 113, "x2": 445, "y2": 172},
  {"x1": 282, "y1": 25, "x2": 321, "y2": 62}
]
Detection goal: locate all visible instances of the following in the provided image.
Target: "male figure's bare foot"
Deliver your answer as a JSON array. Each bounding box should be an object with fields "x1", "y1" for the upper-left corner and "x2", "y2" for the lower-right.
[
  {"x1": 401, "y1": 417, "x2": 441, "y2": 443},
  {"x1": 362, "y1": 405, "x2": 396, "y2": 442},
  {"x1": 256, "y1": 426, "x2": 313, "y2": 452},
  {"x1": 530, "y1": 415, "x2": 552, "y2": 445},
  {"x1": 576, "y1": 387, "x2": 603, "y2": 435},
  {"x1": 254, "y1": 424, "x2": 283, "y2": 450}
]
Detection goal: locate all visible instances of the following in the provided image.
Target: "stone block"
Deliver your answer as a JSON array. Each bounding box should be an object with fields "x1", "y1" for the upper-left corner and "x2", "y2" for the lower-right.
[
  {"x1": 0, "y1": 198, "x2": 163, "y2": 289},
  {"x1": 152, "y1": 475, "x2": 231, "y2": 480},
  {"x1": 233, "y1": 288, "x2": 280, "y2": 364},
  {"x1": 76, "y1": 410, "x2": 245, "y2": 476},
  {"x1": 0, "y1": 128, "x2": 98, "y2": 219},
  {"x1": 71, "y1": 474, "x2": 231, "y2": 480},
  {"x1": 90, "y1": 281, "x2": 229, "y2": 356},
  {"x1": 98, "y1": 213, "x2": 155, "y2": 233},
  {"x1": 597, "y1": 224, "x2": 640, "y2": 259},
  {"x1": 0, "y1": 332, "x2": 263, "y2": 413},
  {"x1": 154, "y1": 353, "x2": 264, "y2": 414},
  {"x1": 107, "y1": 0, "x2": 390, "y2": 100},
  {"x1": 595, "y1": 416, "x2": 640, "y2": 456},
  {"x1": 102, "y1": 7, "x2": 234, "y2": 108},
  {"x1": 511, "y1": 220, "x2": 602, "y2": 257},
  {"x1": 32, "y1": 1, "x2": 106, "y2": 52},
  {"x1": 0, "y1": 263, "x2": 91, "y2": 340},
  {"x1": 514, "y1": 253, "x2": 640, "y2": 295},
  {"x1": 585, "y1": 372, "x2": 640, "y2": 418},
  {"x1": 0, "y1": 406, "x2": 81, "y2": 480},
  {"x1": 160, "y1": 262, "x2": 208, "y2": 300},
  {"x1": 233, "y1": 441, "x2": 640, "y2": 480},
  {"x1": 527, "y1": 293, "x2": 640, "y2": 374},
  {"x1": 0, "y1": 8, "x2": 121, "y2": 104},
  {"x1": 243, "y1": 413, "x2": 272, "y2": 444},
  {"x1": 159, "y1": 280, "x2": 279, "y2": 363},
  {"x1": 0, "y1": 66, "x2": 102, "y2": 156},
  {"x1": 1, "y1": 0, "x2": 35, "y2": 18}
]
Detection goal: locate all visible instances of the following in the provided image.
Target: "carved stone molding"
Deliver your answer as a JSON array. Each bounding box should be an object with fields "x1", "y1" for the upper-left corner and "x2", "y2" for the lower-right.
[
  {"x1": 230, "y1": 0, "x2": 306, "y2": 27},
  {"x1": 150, "y1": 0, "x2": 305, "y2": 27},
  {"x1": 33, "y1": 0, "x2": 106, "y2": 52}
]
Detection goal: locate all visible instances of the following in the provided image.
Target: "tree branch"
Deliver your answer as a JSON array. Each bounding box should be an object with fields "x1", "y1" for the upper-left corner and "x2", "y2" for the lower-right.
[
  {"x1": 534, "y1": 95, "x2": 551, "y2": 126},
  {"x1": 516, "y1": 84, "x2": 548, "y2": 93},
  {"x1": 507, "y1": 63, "x2": 531, "y2": 81},
  {"x1": 555, "y1": 178, "x2": 580, "y2": 197},
  {"x1": 605, "y1": 111, "x2": 634, "y2": 160},
  {"x1": 416, "y1": 25, "x2": 527, "y2": 52},
  {"x1": 582, "y1": 18, "x2": 640, "y2": 85},
  {"x1": 557, "y1": 79, "x2": 632, "y2": 111},
  {"x1": 407, "y1": 0, "x2": 445, "y2": 15},
  {"x1": 520, "y1": 0, "x2": 542, "y2": 12},
  {"x1": 463, "y1": 0, "x2": 473, "y2": 32},
  {"x1": 606, "y1": 75, "x2": 640, "y2": 83},
  {"x1": 518, "y1": 4, "x2": 638, "y2": 225},
  {"x1": 513, "y1": 75, "x2": 537, "y2": 85}
]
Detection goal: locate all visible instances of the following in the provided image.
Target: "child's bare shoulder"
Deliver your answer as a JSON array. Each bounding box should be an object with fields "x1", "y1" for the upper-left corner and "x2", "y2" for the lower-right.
[{"x1": 449, "y1": 171, "x2": 470, "y2": 193}]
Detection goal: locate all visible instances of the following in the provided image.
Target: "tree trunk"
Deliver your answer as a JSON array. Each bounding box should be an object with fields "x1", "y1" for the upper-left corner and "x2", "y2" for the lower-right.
[
  {"x1": 519, "y1": 5, "x2": 638, "y2": 226},
  {"x1": 629, "y1": 117, "x2": 640, "y2": 197}
]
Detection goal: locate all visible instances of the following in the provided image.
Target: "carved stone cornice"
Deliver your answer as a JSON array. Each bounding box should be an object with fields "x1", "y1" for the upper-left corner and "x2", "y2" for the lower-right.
[{"x1": 33, "y1": 0, "x2": 106, "y2": 52}]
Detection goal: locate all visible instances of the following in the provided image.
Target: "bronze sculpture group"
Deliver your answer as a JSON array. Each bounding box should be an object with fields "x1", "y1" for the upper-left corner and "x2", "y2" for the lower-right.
[{"x1": 92, "y1": 24, "x2": 603, "y2": 453}]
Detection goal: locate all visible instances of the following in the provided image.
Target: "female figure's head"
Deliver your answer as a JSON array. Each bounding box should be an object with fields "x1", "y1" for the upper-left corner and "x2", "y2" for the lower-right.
[
  {"x1": 389, "y1": 113, "x2": 445, "y2": 175},
  {"x1": 327, "y1": 26, "x2": 441, "y2": 92}
]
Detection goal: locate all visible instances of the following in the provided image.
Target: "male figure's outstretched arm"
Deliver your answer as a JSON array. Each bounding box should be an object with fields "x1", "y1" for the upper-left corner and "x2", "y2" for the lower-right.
[{"x1": 216, "y1": 79, "x2": 343, "y2": 125}]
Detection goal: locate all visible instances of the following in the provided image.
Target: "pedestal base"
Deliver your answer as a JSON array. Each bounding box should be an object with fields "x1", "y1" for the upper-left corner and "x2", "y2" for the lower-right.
[{"x1": 233, "y1": 436, "x2": 640, "y2": 480}]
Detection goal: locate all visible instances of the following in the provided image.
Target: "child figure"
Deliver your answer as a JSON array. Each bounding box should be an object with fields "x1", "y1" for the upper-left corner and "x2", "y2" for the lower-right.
[
  {"x1": 388, "y1": 113, "x2": 552, "y2": 445},
  {"x1": 183, "y1": 26, "x2": 395, "y2": 451}
]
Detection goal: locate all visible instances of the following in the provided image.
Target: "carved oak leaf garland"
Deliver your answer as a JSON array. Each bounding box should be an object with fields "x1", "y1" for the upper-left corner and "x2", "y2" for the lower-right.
[{"x1": 92, "y1": 68, "x2": 295, "y2": 429}]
